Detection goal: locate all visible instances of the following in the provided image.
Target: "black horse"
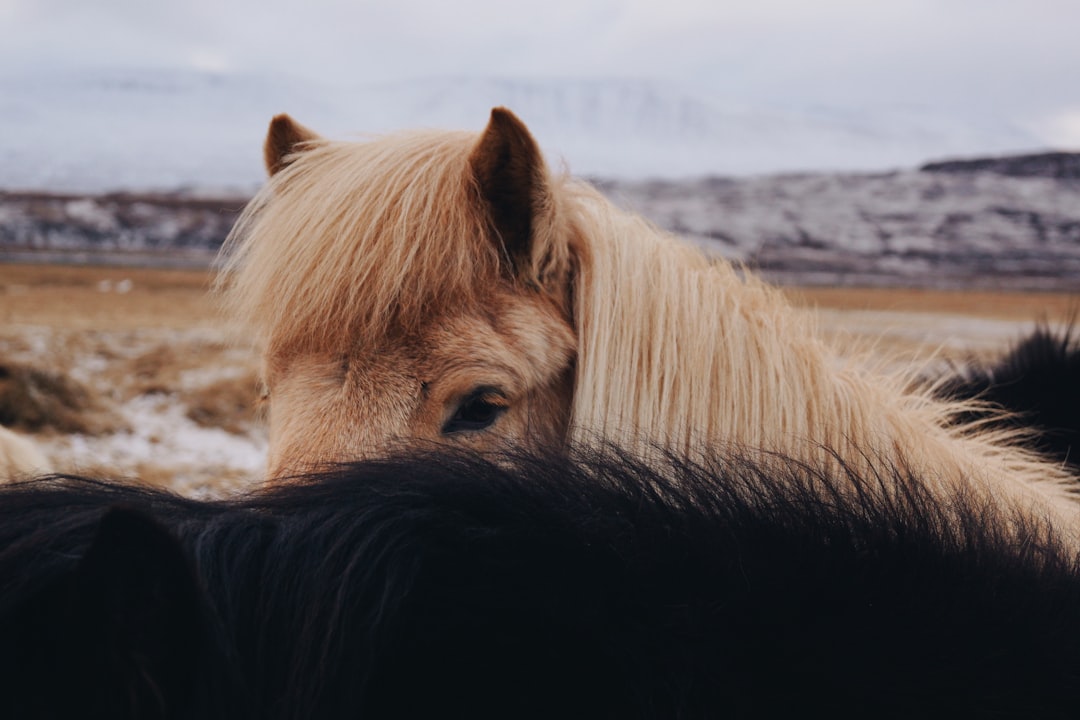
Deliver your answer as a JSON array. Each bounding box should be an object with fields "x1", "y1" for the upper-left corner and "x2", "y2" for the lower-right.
[
  {"x1": 2, "y1": 446, "x2": 1080, "y2": 719},
  {"x1": 937, "y1": 323, "x2": 1080, "y2": 471}
]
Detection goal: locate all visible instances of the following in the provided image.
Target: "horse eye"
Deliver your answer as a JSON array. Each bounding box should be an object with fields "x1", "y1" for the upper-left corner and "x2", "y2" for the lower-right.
[{"x1": 442, "y1": 388, "x2": 508, "y2": 434}]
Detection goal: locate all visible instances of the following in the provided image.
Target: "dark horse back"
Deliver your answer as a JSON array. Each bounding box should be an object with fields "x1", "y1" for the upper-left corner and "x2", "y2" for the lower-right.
[{"x1": 2, "y1": 451, "x2": 1080, "y2": 718}]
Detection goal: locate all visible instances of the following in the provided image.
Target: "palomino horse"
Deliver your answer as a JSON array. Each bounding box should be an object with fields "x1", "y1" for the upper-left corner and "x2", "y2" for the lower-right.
[{"x1": 218, "y1": 108, "x2": 1080, "y2": 540}]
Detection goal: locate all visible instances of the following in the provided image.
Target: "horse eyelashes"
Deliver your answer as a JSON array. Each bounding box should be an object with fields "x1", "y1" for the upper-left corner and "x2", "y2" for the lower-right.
[{"x1": 442, "y1": 388, "x2": 508, "y2": 434}]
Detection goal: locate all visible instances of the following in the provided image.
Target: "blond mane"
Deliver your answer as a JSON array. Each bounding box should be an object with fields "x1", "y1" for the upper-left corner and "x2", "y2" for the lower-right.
[
  {"x1": 220, "y1": 129, "x2": 574, "y2": 355},
  {"x1": 561, "y1": 181, "x2": 1079, "y2": 521}
]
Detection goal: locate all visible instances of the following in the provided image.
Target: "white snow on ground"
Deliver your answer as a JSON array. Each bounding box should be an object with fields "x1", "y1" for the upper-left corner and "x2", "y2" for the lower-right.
[
  {"x1": 42, "y1": 394, "x2": 267, "y2": 497},
  {"x1": 0, "y1": 321, "x2": 266, "y2": 497}
]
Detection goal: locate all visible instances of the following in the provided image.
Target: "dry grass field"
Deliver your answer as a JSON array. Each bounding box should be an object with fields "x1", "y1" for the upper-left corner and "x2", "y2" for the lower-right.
[
  {"x1": 0, "y1": 262, "x2": 1074, "y2": 495},
  {"x1": 0, "y1": 264, "x2": 262, "y2": 494}
]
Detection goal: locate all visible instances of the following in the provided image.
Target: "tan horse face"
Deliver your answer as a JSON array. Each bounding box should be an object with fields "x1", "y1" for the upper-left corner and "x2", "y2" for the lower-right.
[
  {"x1": 264, "y1": 295, "x2": 575, "y2": 476},
  {"x1": 251, "y1": 108, "x2": 579, "y2": 477}
]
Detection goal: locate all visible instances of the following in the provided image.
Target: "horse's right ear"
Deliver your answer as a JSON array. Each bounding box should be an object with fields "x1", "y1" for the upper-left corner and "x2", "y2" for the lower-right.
[{"x1": 264, "y1": 114, "x2": 322, "y2": 176}]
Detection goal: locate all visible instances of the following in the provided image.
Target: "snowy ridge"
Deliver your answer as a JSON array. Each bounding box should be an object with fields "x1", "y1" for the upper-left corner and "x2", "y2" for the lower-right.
[
  {"x1": 599, "y1": 168, "x2": 1080, "y2": 289},
  {"x1": 3, "y1": 161, "x2": 1080, "y2": 290}
]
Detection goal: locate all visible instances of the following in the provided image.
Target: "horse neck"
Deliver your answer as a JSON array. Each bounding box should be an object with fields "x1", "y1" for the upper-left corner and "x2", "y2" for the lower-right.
[{"x1": 567, "y1": 201, "x2": 1080, "y2": 533}]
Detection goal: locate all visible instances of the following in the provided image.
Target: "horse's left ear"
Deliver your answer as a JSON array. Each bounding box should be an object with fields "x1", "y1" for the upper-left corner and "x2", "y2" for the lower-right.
[
  {"x1": 469, "y1": 107, "x2": 549, "y2": 278},
  {"x1": 264, "y1": 113, "x2": 322, "y2": 176},
  {"x1": 0, "y1": 507, "x2": 214, "y2": 718}
]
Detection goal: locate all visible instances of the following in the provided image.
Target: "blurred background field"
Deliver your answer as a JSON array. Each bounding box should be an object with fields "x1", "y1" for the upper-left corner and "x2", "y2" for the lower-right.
[{"x1": 0, "y1": 264, "x2": 263, "y2": 494}]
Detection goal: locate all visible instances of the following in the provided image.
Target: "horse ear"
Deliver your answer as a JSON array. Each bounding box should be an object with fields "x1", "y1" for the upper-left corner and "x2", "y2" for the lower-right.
[
  {"x1": 72, "y1": 507, "x2": 210, "y2": 715},
  {"x1": 264, "y1": 113, "x2": 322, "y2": 176},
  {"x1": 469, "y1": 107, "x2": 548, "y2": 277},
  {"x1": 0, "y1": 506, "x2": 213, "y2": 718}
]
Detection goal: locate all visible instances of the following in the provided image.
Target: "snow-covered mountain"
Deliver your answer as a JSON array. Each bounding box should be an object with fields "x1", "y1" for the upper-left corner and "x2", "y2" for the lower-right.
[
  {"x1": 0, "y1": 68, "x2": 1048, "y2": 193},
  {"x1": 600, "y1": 161, "x2": 1080, "y2": 289}
]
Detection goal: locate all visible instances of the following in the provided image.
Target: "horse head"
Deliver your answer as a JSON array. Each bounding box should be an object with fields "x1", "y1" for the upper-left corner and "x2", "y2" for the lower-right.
[{"x1": 222, "y1": 109, "x2": 579, "y2": 475}]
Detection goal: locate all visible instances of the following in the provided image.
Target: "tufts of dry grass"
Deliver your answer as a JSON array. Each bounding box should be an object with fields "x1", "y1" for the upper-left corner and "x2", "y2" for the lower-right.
[
  {"x1": 0, "y1": 358, "x2": 127, "y2": 435},
  {"x1": 185, "y1": 373, "x2": 263, "y2": 435}
]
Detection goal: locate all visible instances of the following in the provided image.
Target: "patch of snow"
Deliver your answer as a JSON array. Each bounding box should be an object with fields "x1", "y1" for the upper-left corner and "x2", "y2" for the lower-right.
[
  {"x1": 45, "y1": 393, "x2": 267, "y2": 496},
  {"x1": 64, "y1": 198, "x2": 117, "y2": 231}
]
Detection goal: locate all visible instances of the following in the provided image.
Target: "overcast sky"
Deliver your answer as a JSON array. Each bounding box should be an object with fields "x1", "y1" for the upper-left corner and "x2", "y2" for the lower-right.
[{"x1": 2, "y1": 0, "x2": 1078, "y2": 146}]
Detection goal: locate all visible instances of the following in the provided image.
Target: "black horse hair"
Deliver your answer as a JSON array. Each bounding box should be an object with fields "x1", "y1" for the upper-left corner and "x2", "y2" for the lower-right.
[
  {"x1": 2, "y1": 446, "x2": 1080, "y2": 718},
  {"x1": 937, "y1": 322, "x2": 1080, "y2": 470}
]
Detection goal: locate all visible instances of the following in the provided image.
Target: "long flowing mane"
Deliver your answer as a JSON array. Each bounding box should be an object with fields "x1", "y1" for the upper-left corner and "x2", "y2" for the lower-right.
[{"x1": 562, "y1": 182, "x2": 1079, "y2": 519}]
